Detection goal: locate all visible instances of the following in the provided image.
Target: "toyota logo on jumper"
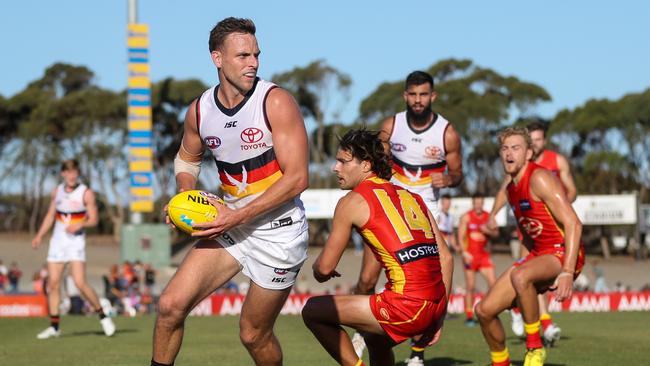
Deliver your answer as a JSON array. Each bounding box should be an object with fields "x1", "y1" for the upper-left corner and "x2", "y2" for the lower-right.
[
  {"x1": 241, "y1": 128, "x2": 264, "y2": 143},
  {"x1": 204, "y1": 136, "x2": 221, "y2": 149}
]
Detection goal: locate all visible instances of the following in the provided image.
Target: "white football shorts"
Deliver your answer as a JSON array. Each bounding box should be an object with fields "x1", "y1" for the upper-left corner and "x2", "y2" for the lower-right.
[
  {"x1": 216, "y1": 224, "x2": 308, "y2": 290},
  {"x1": 47, "y1": 232, "x2": 86, "y2": 262}
]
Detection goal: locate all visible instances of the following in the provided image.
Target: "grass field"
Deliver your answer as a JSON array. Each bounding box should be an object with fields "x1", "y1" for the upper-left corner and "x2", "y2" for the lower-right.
[{"x1": 0, "y1": 312, "x2": 647, "y2": 365}]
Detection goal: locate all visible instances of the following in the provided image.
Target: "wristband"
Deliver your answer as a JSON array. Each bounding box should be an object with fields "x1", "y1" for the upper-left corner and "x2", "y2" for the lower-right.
[{"x1": 557, "y1": 272, "x2": 573, "y2": 279}]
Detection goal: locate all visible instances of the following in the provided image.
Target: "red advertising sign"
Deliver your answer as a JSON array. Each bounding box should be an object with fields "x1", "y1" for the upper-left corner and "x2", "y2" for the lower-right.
[{"x1": 0, "y1": 295, "x2": 48, "y2": 317}]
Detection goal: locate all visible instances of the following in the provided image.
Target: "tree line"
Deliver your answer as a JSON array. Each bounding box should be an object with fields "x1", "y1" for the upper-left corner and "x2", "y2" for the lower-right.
[{"x1": 1, "y1": 60, "x2": 648, "y2": 240}]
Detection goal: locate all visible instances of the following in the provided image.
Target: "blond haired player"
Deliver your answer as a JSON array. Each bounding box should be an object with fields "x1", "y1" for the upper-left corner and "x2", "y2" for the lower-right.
[
  {"x1": 488, "y1": 121, "x2": 576, "y2": 344},
  {"x1": 476, "y1": 127, "x2": 583, "y2": 366}
]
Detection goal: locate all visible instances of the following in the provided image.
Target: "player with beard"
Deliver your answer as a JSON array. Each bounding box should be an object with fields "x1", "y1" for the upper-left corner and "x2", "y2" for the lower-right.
[
  {"x1": 487, "y1": 121, "x2": 576, "y2": 345},
  {"x1": 380, "y1": 70, "x2": 463, "y2": 216},
  {"x1": 352, "y1": 71, "x2": 462, "y2": 366}
]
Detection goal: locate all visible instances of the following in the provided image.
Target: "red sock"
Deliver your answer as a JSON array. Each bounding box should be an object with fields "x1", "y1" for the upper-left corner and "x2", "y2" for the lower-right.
[
  {"x1": 511, "y1": 307, "x2": 520, "y2": 314},
  {"x1": 540, "y1": 313, "x2": 552, "y2": 331},
  {"x1": 50, "y1": 315, "x2": 60, "y2": 331},
  {"x1": 524, "y1": 321, "x2": 543, "y2": 349},
  {"x1": 466, "y1": 309, "x2": 474, "y2": 320}
]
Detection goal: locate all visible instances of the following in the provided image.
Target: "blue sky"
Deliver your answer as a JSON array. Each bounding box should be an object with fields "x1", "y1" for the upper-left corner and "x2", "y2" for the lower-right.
[{"x1": 2, "y1": 1, "x2": 649, "y2": 127}]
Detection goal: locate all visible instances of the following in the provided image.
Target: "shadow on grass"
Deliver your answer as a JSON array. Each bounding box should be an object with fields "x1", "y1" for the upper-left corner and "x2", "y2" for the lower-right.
[
  {"x1": 62, "y1": 328, "x2": 139, "y2": 337},
  {"x1": 396, "y1": 357, "x2": 473, "y2": 366}
]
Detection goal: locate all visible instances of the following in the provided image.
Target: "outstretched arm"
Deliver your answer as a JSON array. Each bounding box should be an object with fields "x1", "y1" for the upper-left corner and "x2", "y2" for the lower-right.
[{"x1": 313, "y1": 192, "x2": 369, "y2": 282}]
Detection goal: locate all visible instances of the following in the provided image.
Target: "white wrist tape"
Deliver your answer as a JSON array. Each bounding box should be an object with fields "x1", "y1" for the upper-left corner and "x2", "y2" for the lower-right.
[{"x1": 174, "y1": 153, "x2": 201, "y2": 179}]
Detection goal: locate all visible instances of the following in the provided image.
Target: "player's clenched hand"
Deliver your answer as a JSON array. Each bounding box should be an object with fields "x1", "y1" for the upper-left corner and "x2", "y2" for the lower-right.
[
  {"x1": 191, "y1": 198, "x2": 241, "y2": 238},
  {"x1": 163, "y1": 204, "x2": 175, "y2": 229},
  {"x1": 414, "y1": 317, "x2": 444, "y2": 347},
  {"x1": 313, "y1": 269, "x2": 340, "y2": 283},
  {"x1": 31, "y1": 236, "x2": 42, "y2": 249},
  {"x1": 461, "y1": 251, "x2": 473, "y2": 264},
  {"x1": 430, "y1": 172, "x2": 449, "y2": 189},
  {"x1": 426, "y1": 325, "x2": 443, "y2": 346},
  {"x1": 549, "y1": 272, "x2": 574, "y2": 302},
  {"x1": 65, "y1": 223, "x2": 84, "y2": 234},
  {"x1": 486, "y1": 216, "x2": 498, "y2": 231}
]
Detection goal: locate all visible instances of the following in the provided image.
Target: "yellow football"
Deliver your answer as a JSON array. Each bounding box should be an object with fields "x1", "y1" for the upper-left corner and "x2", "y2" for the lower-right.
[{"x1": 167, "y1": 190, "x2": 223, "y2": 234}]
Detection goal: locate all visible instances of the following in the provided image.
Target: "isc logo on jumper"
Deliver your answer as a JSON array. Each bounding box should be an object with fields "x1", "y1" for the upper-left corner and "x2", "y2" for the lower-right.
[{"x1": 204, "y1": 136, "x2": 221, "y2": 149}]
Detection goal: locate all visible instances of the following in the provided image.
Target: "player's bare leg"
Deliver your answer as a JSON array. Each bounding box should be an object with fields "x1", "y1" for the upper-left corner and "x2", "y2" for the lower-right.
[
  {"x1": 509, "y1": 255, "x2": 560, "y2": 325},
  {"x1": 152, "y1": 240, "x2": 241, "y2": 364},
  {"x1": 351, "y1": 244, "x2": 380, "y2": 358},
  {"x1": 37, "y1": 262, "x2": 65, "y2": 339},
  {"x1": 239, "y1": 281, "x2": 292, "y2": 366},
  {"x1": 365, "y1": 331, "x2": 396, "y2": 366},
  {"x1": 303, "y1": 294, "x2": 392, "y2": 366},
  {"x1": 464, "y1": 269, "x2": 477, "y2": 325},
  {"x1": 476, "y1": 266, "x2": 517, "y2": 352},
  {"x1": 538, "y1": 293, "x2": 561, "y2": 345},
  {"x1": 69, "y1": 261, "x2": 103, "y2": 310},
  {"x1": 70, "y1": 260, "x2": 115, "y2": 336},
  {"x1": 480, "y1": 267, "x2": 497, "y2": 288},
  {"x1": 46, "y1": 262, "x2": 65, "y2": 318},
  {"x1": 510, "y1": 255, "x2": 560, "y2": 365}
]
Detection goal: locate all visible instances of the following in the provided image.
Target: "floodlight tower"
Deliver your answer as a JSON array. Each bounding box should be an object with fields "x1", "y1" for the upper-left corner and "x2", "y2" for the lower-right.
[{"x1": 126, "y1": 0, "x2": 153, "y2": 224}]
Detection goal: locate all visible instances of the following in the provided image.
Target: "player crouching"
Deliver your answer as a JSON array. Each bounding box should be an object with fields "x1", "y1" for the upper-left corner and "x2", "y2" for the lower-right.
[
  {"x1": 302, "y1": 129, "x2": 453, "y2": 366},
  {"x1": 475, "y1": 127, "x2": 584, "y2": 366}
]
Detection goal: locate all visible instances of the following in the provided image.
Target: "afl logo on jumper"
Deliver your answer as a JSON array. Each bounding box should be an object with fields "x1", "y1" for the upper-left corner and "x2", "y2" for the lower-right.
[
  {"x1": 391, "y1": 143, "x2": 406, "y2": 152},
  {"x1": 241, "y1": 128, "x2": 264, "y2": 143},
  {"x1": 204, "y1": 136, "x2": 221, "y2": 149}
]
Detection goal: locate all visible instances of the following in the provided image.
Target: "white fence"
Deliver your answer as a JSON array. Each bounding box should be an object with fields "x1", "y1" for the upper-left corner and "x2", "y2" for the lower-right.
[{"x1": 301, "y1": 191, "x2": 639, "y2": 227}]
